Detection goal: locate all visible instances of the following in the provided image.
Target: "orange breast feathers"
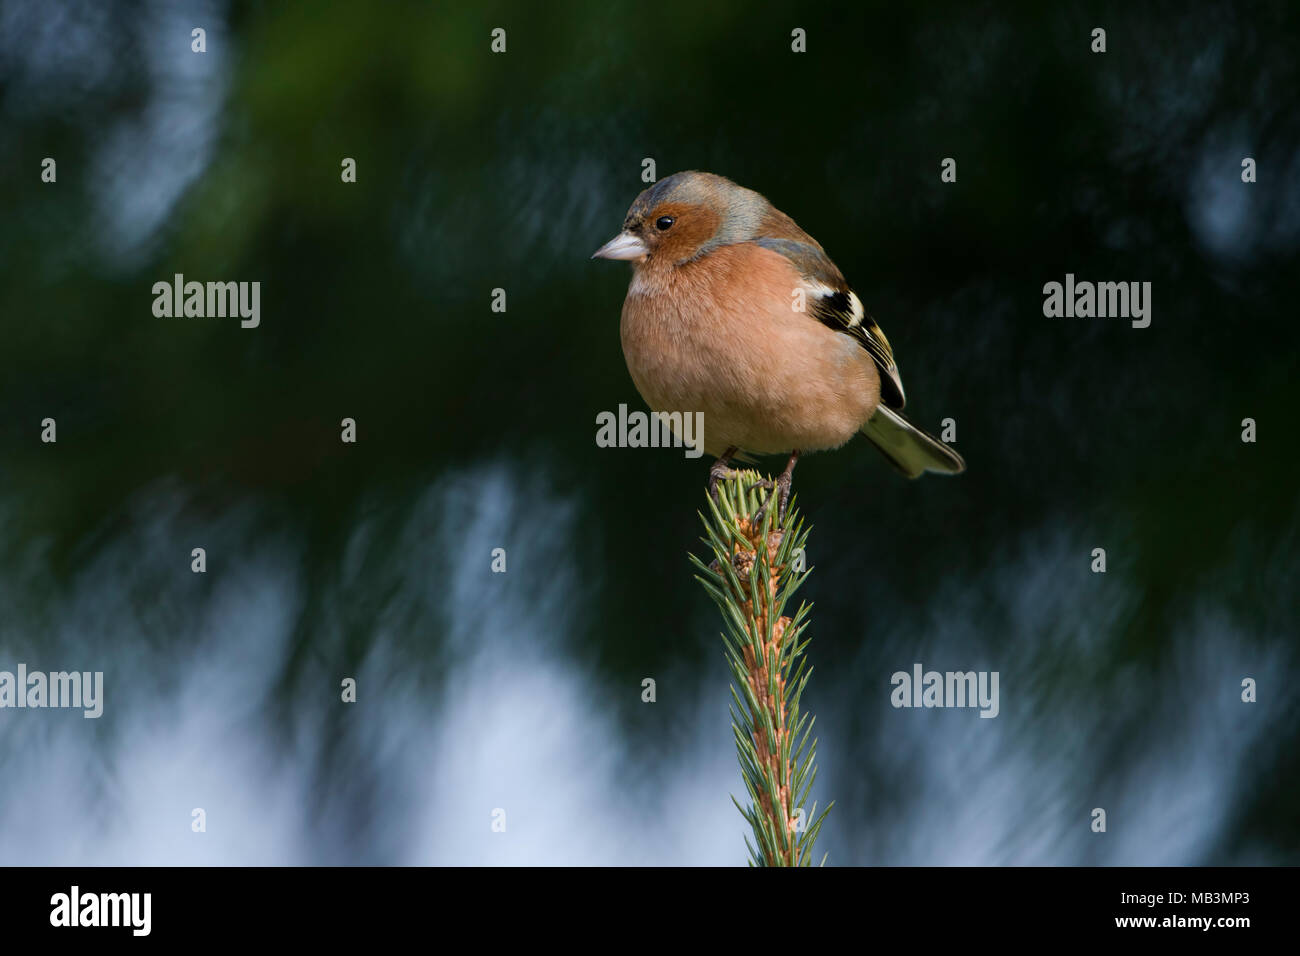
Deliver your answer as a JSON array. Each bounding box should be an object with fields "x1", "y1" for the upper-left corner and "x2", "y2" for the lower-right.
[{"x1": 619, "y1": 242, "x2": 881, "y2": 457}]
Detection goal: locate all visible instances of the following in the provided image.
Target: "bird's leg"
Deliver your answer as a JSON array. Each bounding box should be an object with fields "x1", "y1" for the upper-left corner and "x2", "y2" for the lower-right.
[
  {"x1": 751, "y1": 450, "x2": 801, "y2": 526},
  {"x1": 708, "y1": 446, "x2": 741, "y2": 503}
]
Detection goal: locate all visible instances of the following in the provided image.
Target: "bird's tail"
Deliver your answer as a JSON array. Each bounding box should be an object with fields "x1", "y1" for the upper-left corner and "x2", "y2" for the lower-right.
[{"x1": 860, "y1": 405, "x2": 965, "y2": 478}]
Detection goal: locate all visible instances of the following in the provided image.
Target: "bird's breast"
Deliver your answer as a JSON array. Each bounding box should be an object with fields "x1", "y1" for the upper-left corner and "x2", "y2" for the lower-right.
[{"x1": 618, "y1": 244, "x2": 881, "y2": 456}]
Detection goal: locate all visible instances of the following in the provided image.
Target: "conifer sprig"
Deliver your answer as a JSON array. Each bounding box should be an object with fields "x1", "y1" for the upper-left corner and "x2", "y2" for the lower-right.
[{"x1": 689, "y1": 471, "x2": 832, "y2": 866}]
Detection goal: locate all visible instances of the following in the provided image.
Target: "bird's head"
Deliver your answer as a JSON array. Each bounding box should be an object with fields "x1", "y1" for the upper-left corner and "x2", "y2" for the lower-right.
[{"x1": 592, "y1": 170, "x2": 771, "y2": 267}]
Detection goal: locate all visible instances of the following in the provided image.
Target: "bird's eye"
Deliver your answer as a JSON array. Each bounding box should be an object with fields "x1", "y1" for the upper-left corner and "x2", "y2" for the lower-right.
[{"x1": 655, "y1": 216, "x2": 675, "y2": 231}]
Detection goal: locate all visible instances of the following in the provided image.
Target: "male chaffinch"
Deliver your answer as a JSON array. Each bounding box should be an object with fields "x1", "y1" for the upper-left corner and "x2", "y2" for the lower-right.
[{"x1": 593, "y1": 170, "x2": 964, "y2": 520}]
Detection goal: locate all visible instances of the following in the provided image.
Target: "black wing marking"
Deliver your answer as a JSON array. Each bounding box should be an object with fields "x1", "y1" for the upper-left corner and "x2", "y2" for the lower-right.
[
  {"x1": 809, "y1": 289, "x2": 906, "y2": 409},
  {"x1": 754, "y1": 236, "x2": 906, "y2": 409}
]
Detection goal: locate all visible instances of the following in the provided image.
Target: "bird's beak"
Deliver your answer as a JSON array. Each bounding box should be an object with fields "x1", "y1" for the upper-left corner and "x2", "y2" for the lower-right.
[{"x1": 591, "y1": 231, "x2": 649, "y2": 261}]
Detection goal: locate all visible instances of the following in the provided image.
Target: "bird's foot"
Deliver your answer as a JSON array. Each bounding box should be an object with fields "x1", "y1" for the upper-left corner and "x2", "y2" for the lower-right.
[
  {"x1": 749, "y1": 450, "x2": 801, "y2": 527},
  {"x1": 749, "y1": 474, "x2": 792, "y2": 527},
  {"x1": 707, "y1": 447, "x2": 741, "y2": 504}
]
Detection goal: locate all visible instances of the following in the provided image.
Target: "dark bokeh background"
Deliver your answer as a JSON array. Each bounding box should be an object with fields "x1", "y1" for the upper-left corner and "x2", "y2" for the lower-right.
[{"x1": 1, "y1": 0, "x2": 1297, "y2": 864}]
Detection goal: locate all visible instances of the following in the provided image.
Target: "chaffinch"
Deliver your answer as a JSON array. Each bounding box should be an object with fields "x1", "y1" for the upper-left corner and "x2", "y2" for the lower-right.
[{"x1": 593, "y1": 170, "x2": 964, "y2": 519}]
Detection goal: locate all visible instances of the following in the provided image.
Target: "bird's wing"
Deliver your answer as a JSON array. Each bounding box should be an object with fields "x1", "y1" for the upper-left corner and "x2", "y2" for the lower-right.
[{"x1": 754, "y1": 235, "x2": 906, "y2": 409}]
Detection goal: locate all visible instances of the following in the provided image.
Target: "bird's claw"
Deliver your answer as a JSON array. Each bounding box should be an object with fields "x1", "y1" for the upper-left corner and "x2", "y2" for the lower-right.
[
  {"x1": 707, "y1": 449, "x2": 742, "y2": 504},
  {"x1": 750, "y1": 474, "x2": 792, "y2": 527}
]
